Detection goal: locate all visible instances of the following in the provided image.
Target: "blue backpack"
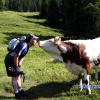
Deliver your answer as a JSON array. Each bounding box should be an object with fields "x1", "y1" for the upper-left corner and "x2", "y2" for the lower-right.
[{"x1": 8, "y1": 36, "x2": 26, "y2": 52}]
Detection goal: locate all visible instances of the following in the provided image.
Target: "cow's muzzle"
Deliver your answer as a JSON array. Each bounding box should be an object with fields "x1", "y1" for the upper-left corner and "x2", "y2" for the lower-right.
[{"x1": 37, "y1": 40, "x2": 46, "y2": 47}]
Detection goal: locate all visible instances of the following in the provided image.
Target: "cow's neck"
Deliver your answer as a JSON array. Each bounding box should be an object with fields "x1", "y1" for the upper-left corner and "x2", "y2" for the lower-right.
[{"x1": 58, "y1": 41, "x2": 89, "y2": 66}]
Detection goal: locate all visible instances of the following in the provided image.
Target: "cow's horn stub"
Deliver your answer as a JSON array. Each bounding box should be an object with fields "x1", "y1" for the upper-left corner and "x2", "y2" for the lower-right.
[{"x1": 54, "y1": 36, "x2": 60, "y2": 40}]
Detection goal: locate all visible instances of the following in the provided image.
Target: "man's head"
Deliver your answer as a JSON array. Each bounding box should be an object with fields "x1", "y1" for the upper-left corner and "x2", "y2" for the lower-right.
[{"x1": 25, "y1": 34, "x2": 39, "y2": 46}]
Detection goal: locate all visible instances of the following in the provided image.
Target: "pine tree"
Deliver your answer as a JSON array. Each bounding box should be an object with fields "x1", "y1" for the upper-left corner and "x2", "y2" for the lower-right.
[
  {"x1": 0, "y1": 0, "x2": 3, "y2": 11},
  {"x1": 40, "y1": 0, "x2": 48, "y2": 18},
  {"x1": 62, "y1": 0, "x2": 100, "y2": 38},
  {"x1": 47, "y1": 0, "x2": 60, "y2": 26}
]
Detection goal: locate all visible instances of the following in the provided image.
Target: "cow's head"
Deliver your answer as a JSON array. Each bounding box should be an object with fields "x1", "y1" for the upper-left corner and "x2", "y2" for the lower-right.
[
  {"x1": 54, "y1": 36, "x2": 62, "y2": 45},
  {"x1": 38, "y1": 37, "x2": 63, "y2": 62}
]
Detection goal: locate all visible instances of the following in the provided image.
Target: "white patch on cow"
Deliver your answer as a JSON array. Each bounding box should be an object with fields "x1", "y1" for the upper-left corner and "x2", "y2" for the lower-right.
[
  {"x1": 58, "y1": 45, "x2": 67, "y2": 53},
  {"x1": 65, "y1": 61, "x2": 84, "y2": 75},
  {"x1": 39, "y1": 39, "x2": 63, "y2": 62},
  {"x1": 66, "y1": 38, "x2": 100, "y2": 62},
  {"x1": 87, "y1": 75, "x2": 91, "y2": 94},
  {"x1": 79, "y1": 78, "x2": 83, "y2": 91}
]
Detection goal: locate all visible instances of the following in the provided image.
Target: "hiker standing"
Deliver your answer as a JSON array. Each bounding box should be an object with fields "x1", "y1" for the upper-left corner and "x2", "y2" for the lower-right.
[{"x1": 4, "y1": 34, "x2": 38, "y2": 99}]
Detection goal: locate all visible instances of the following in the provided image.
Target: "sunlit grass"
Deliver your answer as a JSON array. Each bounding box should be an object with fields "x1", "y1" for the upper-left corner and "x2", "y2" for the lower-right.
[{"x1": 0, "y1": 11, "x2": 100, "y2": 100}]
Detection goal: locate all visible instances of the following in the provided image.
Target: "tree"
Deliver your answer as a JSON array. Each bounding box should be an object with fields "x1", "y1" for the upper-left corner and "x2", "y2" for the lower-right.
[
  {"x1": 5, "y1": 0, "x2": 42, "y2": 12},
  {"x1": 5, "y1": 0, "x2": 9, "y2": 10},
  {"x1": 47, "y1": 0, "x2": 60, "y2": 26},
  {"x1": 62, "y1": 0, "x2": 100, "y2": 38},
  {"x1": 0, "y1": 0, "x2": 3, "y2": 10},
  {"x1": 39, "y1": 0, "x2": 48, "y2": 18}
]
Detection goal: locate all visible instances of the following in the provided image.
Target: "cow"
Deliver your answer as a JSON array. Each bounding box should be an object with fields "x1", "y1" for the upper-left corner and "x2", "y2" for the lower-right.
[
  {"x1": 38, "y1": 36, "x2": 100, "y2": 94},
  {"x1": 65, "y1": 37, "x2": 100, "y2": 80}
]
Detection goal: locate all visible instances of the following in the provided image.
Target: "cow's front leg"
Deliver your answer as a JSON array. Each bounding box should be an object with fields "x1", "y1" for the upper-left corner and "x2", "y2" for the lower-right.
[
  {"x1": 79, "y1": 78, "x2": 83, "y2": 91},
  {"x1": 79, "y1": 74, "x2": 83, "y2": 91}
]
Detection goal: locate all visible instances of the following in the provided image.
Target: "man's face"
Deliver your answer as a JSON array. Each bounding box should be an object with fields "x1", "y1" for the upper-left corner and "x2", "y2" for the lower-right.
[
  {"x1": 33, "y1": 39, "x2": 37, "y2": 45},
  {"x1": 30, "y1": 39, "x2": 37, "y2": 46}
]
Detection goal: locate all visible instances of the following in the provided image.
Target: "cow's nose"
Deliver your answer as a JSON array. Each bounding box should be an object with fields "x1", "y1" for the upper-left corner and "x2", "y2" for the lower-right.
[{"x1": 38, "y1": 41, "x2": 43, "y2": 47}]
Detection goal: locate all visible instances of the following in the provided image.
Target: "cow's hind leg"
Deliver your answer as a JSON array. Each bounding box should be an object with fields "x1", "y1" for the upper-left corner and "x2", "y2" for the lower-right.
[
  {"x1": 95, "y1": 66, "x2": 98, "y2": 80},
  {"x1": 84, "y1": 66, "x2": 91, "y2": 94},
  {"x1": 86, "y1": 74, "x2": 91, "y2": 94}
]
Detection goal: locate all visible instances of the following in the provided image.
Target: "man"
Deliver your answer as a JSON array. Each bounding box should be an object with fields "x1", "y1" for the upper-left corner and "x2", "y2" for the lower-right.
[{"x1": 4, "y1": 34, "x2": 38, "y2": 99}]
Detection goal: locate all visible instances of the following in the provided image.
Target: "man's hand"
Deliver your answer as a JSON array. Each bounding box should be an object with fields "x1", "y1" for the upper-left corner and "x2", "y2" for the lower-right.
[{"x1": 16, "y1": 67, "x2": 20, "y2": 72}]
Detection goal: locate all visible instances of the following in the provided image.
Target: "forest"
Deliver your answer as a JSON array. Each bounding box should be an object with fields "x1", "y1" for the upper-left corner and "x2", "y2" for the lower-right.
[{"x1": 0, "y1": 0, "x2": 100, "y2": 38}]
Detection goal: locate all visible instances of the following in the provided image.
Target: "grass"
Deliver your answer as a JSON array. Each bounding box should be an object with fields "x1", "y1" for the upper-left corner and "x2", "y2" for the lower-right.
[{"x1": 0, "y1": 11, "x2": 100, "y2": 100}]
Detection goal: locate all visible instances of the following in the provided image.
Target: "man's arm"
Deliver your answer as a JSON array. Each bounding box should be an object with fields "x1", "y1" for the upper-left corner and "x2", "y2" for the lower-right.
[
  {"x1": 13, "y1": 54, "x2": 20, "y2": 71},
  {"x1": 19, "y1": 58, "x2": 24, "y2": 67}
]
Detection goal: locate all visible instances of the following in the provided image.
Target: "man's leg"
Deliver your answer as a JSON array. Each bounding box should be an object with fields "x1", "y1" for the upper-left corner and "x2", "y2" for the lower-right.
[
  {"x1": 17, "y1": 75, "x2": 26, "y2": 96},
  {"x1": 12, "y1": 76, "x2": 23, "y2": 99},
  {"x1": 12, "y1": 77, "x2": 19, "y2": 94},
  {"x1": 17, "y1": 75, "x2": 22, "y2": 91}
]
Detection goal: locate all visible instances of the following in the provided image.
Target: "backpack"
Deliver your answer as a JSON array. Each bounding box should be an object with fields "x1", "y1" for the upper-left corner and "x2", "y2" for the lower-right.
[
  {"x1": 8, "y1": 38, "x2": 20, "y2": 51},
  {"x1": 8, "y1": 36, "x2": 26, "y2": 52}
]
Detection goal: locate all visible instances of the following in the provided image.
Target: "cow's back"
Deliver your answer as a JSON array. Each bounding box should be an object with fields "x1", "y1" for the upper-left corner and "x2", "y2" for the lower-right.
[{"x1": 65, "y1": 38, "x2": 100, "y2": 61}]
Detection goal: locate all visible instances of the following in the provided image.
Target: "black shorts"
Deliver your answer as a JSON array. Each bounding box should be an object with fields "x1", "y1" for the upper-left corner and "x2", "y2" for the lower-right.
[{"x1": 4, "y1": 53, "x2": 19, "y2": 77}]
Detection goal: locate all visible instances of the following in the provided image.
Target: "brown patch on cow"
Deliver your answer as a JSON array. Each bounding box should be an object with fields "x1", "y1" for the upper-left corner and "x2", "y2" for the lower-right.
[
  {"x1": 58, "y1": 41, "x2": 91, "y2": 74},
  {"x1": 86, "y1": 63, "x2": 91, "y2": 75},
  {"x1": 82, "y1": 56, "x2": 91, "y2": 75}
]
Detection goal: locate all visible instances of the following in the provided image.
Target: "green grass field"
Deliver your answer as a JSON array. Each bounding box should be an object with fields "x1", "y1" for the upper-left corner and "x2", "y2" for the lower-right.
[{"x1": 0, "y1": 11, "x2": 100, "y2": 100}]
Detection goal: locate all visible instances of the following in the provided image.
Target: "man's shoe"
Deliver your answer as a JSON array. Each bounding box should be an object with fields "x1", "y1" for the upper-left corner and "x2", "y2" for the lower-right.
[
  {"x1": 15, "y1": 92, "x2": 21, "y2": 99},
  {"x1": 19, "y1": 90, "x2": 26, "y2": 97}
]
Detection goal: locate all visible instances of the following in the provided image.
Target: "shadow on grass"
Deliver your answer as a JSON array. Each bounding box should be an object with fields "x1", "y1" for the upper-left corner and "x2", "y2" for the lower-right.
[
  {"x1": 0, "y1": 96, "x2": 14, "y2": 99},
  {"x1": 20, "y1": 14, "x2": 43, "y2": 19},
  {"x1": 24, "y1": 79, "x2": 79, "y2": 99},
  {"x1": 91, "y1": 72, "x2": 100, "y2": 81},
  {"x1": 21, "y1": 14, "x2": 62, "y2": 32},
  {"x1": 25, "y1": 18, "x2": 62, "y2": 32},
  {"x1": 36, "y1": 34, "x2": 54, "y2": 40}
]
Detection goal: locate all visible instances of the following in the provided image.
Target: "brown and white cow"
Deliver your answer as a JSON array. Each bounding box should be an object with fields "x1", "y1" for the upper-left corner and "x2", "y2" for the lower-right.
[{"x1": 38, "y1": 37, "x2": 100, "y2": 94}]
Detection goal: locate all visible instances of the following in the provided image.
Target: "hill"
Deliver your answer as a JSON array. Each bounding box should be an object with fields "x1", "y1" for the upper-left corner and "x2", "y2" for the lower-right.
[{"x1": 0, "y1": 11, "x2": 100, "y2": 100}]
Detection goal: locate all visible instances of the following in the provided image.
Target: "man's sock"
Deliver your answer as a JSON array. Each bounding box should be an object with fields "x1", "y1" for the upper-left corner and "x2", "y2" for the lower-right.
[
  {"x1": 15, "y1": 90, "x2": 19, "y2": 94},
  {"x1": 18, "y1": 88, "x2": 22, "y2": 91}
]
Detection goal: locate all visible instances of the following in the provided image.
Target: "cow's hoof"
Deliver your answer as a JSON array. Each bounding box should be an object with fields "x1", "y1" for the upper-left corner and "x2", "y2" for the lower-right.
[
  {"x1": 86, "y1": 90, "x2": 91, "y2": 95},
  {"x1": 89, "y1": 91, "x2": 91, "y2": 95},
  {"x1": 79, "y1": 89, "x2": 83, "y2": 92}
]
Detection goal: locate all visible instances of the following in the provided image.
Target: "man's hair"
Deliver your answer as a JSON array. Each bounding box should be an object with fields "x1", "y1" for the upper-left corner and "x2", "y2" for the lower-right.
[{"x1": 24, "y1": 34, "x2": 33, "y2": 43}]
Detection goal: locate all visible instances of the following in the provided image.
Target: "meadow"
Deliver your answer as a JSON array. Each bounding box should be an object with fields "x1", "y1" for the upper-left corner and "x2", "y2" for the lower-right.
[{"x1": 0, "y1": 11, "x2": 100, "y2": 100}]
